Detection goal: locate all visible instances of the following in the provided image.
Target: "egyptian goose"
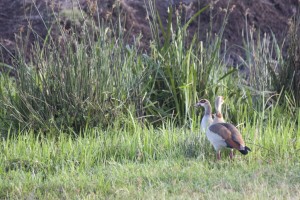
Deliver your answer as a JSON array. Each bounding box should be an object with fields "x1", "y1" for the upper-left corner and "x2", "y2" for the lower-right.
[
  {"x1": 196, "y1": 98, "x2": 251, "y2": 160},
  {"x1": 194, "y1": 99, "x2": 213, "y2": 133},
  {"x1": 208, "y1": 96, "x2": 251, "y2": 159},
  {"x1": 212, "y1": 95, "x2": 236, "y2": 157}
]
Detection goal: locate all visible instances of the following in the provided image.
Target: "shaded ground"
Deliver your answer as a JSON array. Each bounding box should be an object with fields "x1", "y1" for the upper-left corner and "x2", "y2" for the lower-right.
[{"x1": 0, "y1": 0, "x2": 299, "y2": 67}]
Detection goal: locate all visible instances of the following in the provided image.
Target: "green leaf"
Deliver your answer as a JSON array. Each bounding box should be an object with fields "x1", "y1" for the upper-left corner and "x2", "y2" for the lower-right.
[{"x1": 217, "y1": 68, "x2": 238, "y2": 81}]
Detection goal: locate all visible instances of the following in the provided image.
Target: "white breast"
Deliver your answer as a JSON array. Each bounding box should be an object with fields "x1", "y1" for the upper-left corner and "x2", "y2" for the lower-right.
[
  {"x1": 201, "y1": 115, "x2": 213, "y2": 133},
  {"x1": 206, "y1": 129, "x2": 227, "y2": 151}
]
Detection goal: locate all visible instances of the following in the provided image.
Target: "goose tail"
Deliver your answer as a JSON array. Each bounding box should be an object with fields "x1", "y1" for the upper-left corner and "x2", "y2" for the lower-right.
[{"x1": 239, "y1": 146, "x2": 251, "y2": 155}]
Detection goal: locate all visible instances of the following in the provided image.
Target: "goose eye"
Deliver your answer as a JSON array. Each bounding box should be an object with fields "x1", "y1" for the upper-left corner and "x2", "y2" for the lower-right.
[{"x1": 200, "y1": 99, "x2": 206, "y2": 103}]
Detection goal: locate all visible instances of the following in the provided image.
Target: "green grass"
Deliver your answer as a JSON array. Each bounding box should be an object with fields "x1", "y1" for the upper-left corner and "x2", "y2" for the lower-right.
[
  {"x1": 2, "y1": 159, "x2": 300, "y2": 199},
  {"x1": 0, "y1": 115, "x2": 299, "y2": 199}
]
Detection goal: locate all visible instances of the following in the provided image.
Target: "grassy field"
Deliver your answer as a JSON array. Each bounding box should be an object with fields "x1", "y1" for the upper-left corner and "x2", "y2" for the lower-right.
[
  {"x1": 0, "y1": 2, "x2": 299, "y2": 199},
  {"x1": 2, "y1": 158, "x2": 300, "y2": 199},
  {"x1": 0, "y1": 119, "x2": 299, "y2": 199}
]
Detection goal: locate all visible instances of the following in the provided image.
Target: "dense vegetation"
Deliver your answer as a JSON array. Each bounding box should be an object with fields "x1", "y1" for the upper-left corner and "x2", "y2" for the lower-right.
[{"x1": 0, "y1": 2, "x2": 299, "y2": 199}]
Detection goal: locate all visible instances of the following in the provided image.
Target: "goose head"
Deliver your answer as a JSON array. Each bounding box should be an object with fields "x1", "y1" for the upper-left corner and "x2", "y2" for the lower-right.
[
  {"x1": 195, "y1": 99, "x2": 211, "y2": 109},
  {"x1": 195, "y1": 99, "x2": 213, "y2": 132}
]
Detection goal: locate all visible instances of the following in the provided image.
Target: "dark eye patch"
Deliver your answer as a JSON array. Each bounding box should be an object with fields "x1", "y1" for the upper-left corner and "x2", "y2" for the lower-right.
[{"x1": 200, "y1": 99, "x2": 206, "y2": 103}]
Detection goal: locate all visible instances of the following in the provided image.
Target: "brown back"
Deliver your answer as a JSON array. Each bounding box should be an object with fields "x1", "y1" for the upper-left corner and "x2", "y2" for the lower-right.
[{"x1": 209, "y1": 123, "x2": 245, "y2": 149}]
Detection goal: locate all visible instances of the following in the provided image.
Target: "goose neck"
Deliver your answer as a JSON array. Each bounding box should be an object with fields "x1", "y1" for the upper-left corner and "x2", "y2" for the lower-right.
[{"x1": 204, "y1": 103, "x2": 212, "y2": 116}]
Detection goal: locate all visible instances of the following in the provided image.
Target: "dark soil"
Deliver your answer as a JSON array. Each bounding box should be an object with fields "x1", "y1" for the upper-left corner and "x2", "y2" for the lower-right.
[{"x1": 0, "y1": 0, "x2": 299, "y2": 67}]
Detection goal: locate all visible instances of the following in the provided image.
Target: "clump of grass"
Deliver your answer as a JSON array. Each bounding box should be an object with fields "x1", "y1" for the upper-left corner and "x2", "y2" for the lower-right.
[
  {"x1": 0, "y1": 5, "x2": 147, "y2": 133},
  {"x1": 143, "y1": 1, "x2": 248, "y2": 127},
  {"x1": 240, "y1": 12, "x2": 300, "y2": 112},
  {"x1": 283, "y1": 14, "x2": 300, "y2": 106},
  {"x1": 0, "y1": 1, "x2": 248, "y2": 133}
]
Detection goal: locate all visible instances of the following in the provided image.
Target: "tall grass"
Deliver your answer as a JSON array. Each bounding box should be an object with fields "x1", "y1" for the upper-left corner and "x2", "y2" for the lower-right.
[
  {"x1": 0, "y1": 1, "x2": 298, "y2": 135},
  {"x1": 0, "y1": 10, "x2": 146, "y2": 132},
  {"x1": 0, "y1": 1, "x2": 244, "y2": 133},
  {"x1": 240, "y1": 12, "x2": 300, "y2": 109},
  {"x1": 142, "y1": 1, "x2": 245, "y2": 126},
  {"x1": 284, "y1": 14, "x2": 300, "y2": 106}
]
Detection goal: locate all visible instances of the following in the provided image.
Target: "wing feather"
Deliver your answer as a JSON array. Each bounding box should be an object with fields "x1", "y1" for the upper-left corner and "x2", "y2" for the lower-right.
[{"x1": 209, "y1": 123, "x2": 244, "y2": 149}]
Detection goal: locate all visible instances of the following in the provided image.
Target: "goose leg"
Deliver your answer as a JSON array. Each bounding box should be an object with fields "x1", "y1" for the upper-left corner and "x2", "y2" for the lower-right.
[
  {"x1": 230, "y1": 149, "x2": 234, "y2": 160},
  {"x1": 217, "y1": 150, "x2": 221, "y2": 160}
]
